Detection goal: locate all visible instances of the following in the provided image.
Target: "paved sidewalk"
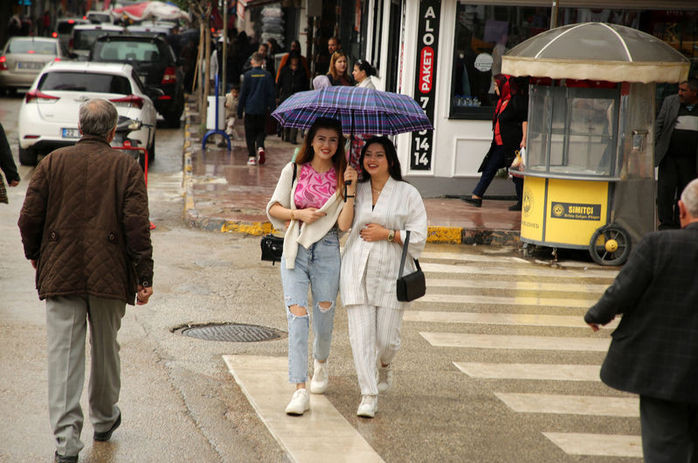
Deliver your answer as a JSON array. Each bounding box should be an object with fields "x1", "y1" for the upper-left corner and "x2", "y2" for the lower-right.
[{"x1": 182, "y1": 107, "x2": 522, "y2": 245}]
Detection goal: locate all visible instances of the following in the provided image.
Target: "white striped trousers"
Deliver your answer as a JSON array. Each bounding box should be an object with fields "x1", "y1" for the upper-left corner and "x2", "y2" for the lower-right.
[{"x1": 346, "y1": 304, "x2": 405, "y2": 396}]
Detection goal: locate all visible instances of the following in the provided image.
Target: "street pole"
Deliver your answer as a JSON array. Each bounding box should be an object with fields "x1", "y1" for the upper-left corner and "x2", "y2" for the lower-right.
[
  {"x1": 222, "y1": 0, "x2": 227, "y2": 93},
  {"x1": 550, "y1": 0, "x2": 558, "y2": 29}
]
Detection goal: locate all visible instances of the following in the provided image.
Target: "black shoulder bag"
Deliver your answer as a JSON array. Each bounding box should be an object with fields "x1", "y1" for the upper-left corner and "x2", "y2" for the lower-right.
[
  {"x1": 396, "y1": 231, "x2": 426, "y2": 302},
  {"x1": 261, "y1": 163, "x2": 297, "y2": 265}
]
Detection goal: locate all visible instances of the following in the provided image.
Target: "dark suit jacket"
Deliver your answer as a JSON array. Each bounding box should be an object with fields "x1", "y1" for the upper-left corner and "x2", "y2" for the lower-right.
[
  {"x1": 654, "y1": 94, "x2": 698, "y2": 169},
  {"x1": 584, "y1": 222, "x2": 698, "y2": 404}
]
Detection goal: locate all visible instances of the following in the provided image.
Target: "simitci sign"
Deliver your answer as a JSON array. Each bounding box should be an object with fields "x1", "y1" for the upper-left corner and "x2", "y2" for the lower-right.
[{"x1": 410, "y1": 0, "x2": 440, "y2": 171}]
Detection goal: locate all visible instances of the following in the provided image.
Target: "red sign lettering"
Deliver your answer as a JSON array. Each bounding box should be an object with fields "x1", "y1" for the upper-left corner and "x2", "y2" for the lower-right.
[{"x1": 420, "y1": 46, "x2": 434, "y2": 93}]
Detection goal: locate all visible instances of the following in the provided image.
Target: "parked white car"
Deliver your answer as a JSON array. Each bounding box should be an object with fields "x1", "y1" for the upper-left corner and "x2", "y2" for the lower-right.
[{"x1": 18, "y1": 61, "x2": 158, "y2": 166}]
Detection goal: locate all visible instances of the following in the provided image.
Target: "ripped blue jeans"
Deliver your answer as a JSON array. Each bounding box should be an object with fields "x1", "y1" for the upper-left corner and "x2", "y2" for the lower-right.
[{"x1": 280, "y1": 230, "x2": 340, "y2": 384}]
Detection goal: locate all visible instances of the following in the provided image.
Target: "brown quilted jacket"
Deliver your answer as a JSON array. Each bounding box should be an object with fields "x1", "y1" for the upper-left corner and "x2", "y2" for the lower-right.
[{"x1": 18, "y1": 136, "x2": 153, "y2": 305}]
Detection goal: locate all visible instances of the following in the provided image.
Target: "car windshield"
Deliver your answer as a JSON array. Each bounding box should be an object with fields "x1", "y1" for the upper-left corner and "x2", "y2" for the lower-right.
[
  {"x1": 8, "y1": 40, "x2": 57, "y2": 55},
  {"x1": 95, "y1": 41, "x2": 160, "y2": 62},
  {"x1": 38, "y1": 71, "x2": 131, "y2": 94},
  {"x1": 73, "y1": 29, "x2": 114, "y2": 50}
]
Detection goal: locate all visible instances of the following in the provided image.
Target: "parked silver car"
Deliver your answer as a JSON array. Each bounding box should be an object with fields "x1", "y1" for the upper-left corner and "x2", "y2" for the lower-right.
[{"x1": 0, "y1": 37, "x2": 63, "y2": 94}]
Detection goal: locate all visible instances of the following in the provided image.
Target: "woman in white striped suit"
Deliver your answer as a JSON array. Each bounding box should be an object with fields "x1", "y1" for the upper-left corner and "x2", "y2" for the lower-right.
[{"x1": 340, "y1": 136, "x2": 428, "y2": 418}]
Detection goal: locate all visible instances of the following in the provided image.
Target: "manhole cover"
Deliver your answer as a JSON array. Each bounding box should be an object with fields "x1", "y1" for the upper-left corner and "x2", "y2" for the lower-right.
[{"x1": 179, "y1": 323, "x2": 283, "y2": 342}]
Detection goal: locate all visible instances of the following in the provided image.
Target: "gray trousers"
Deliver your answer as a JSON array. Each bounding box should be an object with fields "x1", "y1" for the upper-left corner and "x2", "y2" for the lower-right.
[
  {"x1": 47, "y1": 295, "x2": 126, "y2": 457},
  {"x1": 640, "y1": 395, "x2": 698, "y2": 463}
]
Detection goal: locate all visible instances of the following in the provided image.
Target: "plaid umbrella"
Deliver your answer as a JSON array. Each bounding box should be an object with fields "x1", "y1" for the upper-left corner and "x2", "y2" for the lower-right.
[{"x1": 271, "y1": 86, "x2": 433, "y2": 135}]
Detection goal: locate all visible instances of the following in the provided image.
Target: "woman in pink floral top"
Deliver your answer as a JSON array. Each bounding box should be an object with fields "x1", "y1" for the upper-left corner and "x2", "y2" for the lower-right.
[{"x1": 267, "y1": 117, "x2": 357, "y2": 416}]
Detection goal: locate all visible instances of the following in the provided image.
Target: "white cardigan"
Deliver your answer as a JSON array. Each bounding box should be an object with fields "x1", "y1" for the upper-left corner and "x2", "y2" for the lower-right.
[
  {"x1": 266, "y1": 162, "x2": 345, "y2": 269},
  {"x1": 357, "y1": 77, "x2": 375, "y2": 89},
  {"x1": 340, "y1": 178, "x2": 428, "y2": 309}
]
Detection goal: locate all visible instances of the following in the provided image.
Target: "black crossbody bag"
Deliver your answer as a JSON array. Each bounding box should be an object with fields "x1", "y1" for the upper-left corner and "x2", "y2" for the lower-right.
[
  {"x1": 261, "y1": 163, "x2": 297, "y2": 265},
  {"x1": 396, "y1": 231, "x2": 426, "y2": 302}
]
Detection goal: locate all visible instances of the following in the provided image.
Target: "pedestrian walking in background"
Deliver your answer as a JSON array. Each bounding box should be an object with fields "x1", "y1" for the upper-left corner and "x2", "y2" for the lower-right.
[
  {"x1": 654, "y1": 79, "x2": 698, "y2": 229},
  {"x1": 224, "y1": 85, "x2": 240, "y2": 139},
  {"x1": 266, "y1": 117, "x2": 357, "y2": 416},
  {"x1": 17, "y1": 99, "x2": 154, "y2": 463},
  {"x1": 340, "y1": 137, "x2": 428, "y2": 418},
  {"x1": 243, "y1": 42, "x2": 275, "y2": 76},
  {"x1": 465, "y1": 74, "x2": 527, "y2": 210},
  {"x1": 348, "y1": 59, "x2": 377, "y2": 172},
  {"x1": 326, "y1": 51, "x2": 354, "y2": 87},
  {"x1": 353, "y1": 59, "x2": 376, "y2": 89},
  {"x1": 584, "y1": 178, "x2": 698, "y2": 463},
  {"x1": 277, "y1": 52, "x2": 308, "y2": 144},
  {"x1": 238, "y1": 53, "x2": 276, "y2": 165},
  {"x1": 276, "y1": 40, "x2": 310, "y2": 85},
  {"x1": 0, "y1": 122, "x2": 20, "y2": 204},
  {"x1": 315, "y1": 36, "x2": 341, "y2": 76}
]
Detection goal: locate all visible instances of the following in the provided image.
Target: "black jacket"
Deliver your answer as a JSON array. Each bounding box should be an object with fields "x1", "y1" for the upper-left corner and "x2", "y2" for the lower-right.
[
  {"x1": 584, "y1": 222, "x2": 698, "y2": 404},
  {"x1": 277, "y1": 66, "x2": 308, "y2": 103},
  {"x1": 0, "y1": 123, "x2": 20, "y2": 183},
  {"x1": 237, "y1": 66, "x2": 276, "y2": 117}
]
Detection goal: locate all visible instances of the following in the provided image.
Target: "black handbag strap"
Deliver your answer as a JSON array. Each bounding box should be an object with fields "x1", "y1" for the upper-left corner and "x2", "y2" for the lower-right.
[{"x1": 398, "y1": 231, "x2": 421, "y2": 278}]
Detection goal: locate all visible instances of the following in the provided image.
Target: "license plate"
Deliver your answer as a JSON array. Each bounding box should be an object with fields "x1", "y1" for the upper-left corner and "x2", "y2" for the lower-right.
[
  {"x1": 17, "y1": 61, "x2": 43, "y2": 70},
  {"x1": 62, "y1": 128, "x2": 80, "y2": 138}
]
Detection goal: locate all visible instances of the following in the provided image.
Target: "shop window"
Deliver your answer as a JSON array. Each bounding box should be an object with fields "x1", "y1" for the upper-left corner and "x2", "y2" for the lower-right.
[
  {"x1": 451, "y1": 4, "x2": 697, "y2": 121},
  {"x1": 451, "y1": 3, "x2": 550, "y2": 120}
]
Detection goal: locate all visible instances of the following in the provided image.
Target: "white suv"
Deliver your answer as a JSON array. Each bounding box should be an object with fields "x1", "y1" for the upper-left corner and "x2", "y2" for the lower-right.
[{"x1": 18, "y1": 61, "x2": 157, "y2": 165}]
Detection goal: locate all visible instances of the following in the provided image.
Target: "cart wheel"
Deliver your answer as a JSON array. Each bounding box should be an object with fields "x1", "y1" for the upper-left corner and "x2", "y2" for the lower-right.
[{"x1": 589, "y1": 225, "x2": 631, "y2": 266}]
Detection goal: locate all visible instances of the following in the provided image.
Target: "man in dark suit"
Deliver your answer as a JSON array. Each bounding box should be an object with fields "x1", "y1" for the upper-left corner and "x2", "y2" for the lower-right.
[
  {"x1": 654, "y1": 79, "x2": 698, "y2": 229},
  {"x1": 584, "y1": 178, "x2": 698, "y2": 463}
]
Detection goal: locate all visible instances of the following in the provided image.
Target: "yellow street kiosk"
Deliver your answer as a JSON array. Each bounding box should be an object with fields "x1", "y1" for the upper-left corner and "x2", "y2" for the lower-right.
[{"x1": 502, "y1": 22, "x2": 690, "y2": 265}]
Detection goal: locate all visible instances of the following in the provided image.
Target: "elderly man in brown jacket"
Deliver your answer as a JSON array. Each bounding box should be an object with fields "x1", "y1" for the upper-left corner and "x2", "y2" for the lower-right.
[{"x1": 18, "y1": 99, "x2": 154, "y2": 463}]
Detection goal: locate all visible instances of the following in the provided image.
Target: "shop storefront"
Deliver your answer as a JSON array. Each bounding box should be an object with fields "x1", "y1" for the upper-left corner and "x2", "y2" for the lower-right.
[{"x1": 385, "y1": 0, "x2": 698, "y2": 197}]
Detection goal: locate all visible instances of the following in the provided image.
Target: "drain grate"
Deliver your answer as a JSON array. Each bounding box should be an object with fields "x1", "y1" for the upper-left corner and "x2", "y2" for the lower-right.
[{"x1": 180, "y1": 323, "x2": 282, "y2": 342}]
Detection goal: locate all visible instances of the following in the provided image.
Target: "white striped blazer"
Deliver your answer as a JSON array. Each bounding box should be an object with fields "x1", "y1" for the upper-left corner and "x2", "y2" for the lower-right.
[{"x1": 340, "y1": 177, "x2": 428, "y2": 309}]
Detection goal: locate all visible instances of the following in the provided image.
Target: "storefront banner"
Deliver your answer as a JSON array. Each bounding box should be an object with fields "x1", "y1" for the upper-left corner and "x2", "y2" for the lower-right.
[{"x1": 410, "y1": 0, "x2": 440, "y2": 171}]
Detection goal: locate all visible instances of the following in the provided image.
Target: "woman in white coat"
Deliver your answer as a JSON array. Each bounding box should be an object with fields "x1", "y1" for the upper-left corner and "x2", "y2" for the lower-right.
[
  {"x1": 340, "y1": 136, "x2": 428, "y2": 418},
  {"x1": 352, "y1": 59, "x2": 376, "y2": 89},
  {"x1": 267, "y1": 117, "x2": 358, "y2": 416}
]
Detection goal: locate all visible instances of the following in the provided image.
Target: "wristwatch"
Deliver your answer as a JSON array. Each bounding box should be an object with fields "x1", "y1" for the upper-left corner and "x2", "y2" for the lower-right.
[{"x1": 387, "y1": 230, "x2": 395, "y2": 242}]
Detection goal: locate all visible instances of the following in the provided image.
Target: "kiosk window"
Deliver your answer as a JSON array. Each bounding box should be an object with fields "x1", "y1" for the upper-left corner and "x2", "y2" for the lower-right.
[{"x1": 527, "y1": 84, "x2": 619, "y2": 177}]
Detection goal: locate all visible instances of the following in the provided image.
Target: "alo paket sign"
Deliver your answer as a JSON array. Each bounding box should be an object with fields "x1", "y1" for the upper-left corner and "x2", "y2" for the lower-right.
[{"x1": 410, "y1": 0, "x2": 440, "y2": 171}]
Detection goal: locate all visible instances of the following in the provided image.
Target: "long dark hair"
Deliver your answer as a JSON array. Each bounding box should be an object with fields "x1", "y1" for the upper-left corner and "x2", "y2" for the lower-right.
[
  {"x1": 295, "y1": 117, "x2": 347, "y2": 198},
  {"x1": 358, "y1": 136, "x2": 403, "y2": 183}
]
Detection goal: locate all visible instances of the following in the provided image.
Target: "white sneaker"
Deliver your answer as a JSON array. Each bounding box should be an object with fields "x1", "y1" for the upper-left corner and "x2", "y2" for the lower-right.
[
  {"x1": 247, "y1": 157, "x2": 257, "y2": 166},
  {"x1": 310, "y1": 359, "x2": 328, "y2": 394},
  {"x1": 356, "y1": 395, "x2": 377, "y2": 418},
  {"x1": 377, "y1": 364, "x2": 393, "y2": 393},
  {"x1": 285, "y1": 388, "x2": 310, "y2": 416}
]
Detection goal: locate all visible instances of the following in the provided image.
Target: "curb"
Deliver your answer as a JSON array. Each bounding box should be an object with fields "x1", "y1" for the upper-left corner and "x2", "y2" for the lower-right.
[{"x1": 181, "y1": 105, "x2": 520, "y2": 246}]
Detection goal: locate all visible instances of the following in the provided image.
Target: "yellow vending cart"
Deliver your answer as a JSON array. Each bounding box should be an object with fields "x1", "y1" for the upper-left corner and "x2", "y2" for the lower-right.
[{"x1": 502, "y1": 22, "x2": 690, "y2": 265}]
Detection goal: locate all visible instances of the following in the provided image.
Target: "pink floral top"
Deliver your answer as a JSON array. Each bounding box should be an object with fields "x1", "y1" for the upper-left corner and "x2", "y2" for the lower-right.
[{"x1": 294, "y1": 163, "x2": 337, "y2": 209}]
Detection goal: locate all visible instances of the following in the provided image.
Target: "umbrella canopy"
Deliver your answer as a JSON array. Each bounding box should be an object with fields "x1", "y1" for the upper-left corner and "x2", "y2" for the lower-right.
[
  {"x1": 113, "y1": 1, "x2": 190, "y2": 22},
  {"x1": 502, "y1": 22, "x2": 689, "y2": 83},
  {"x1": 271, "y1": 86, "x2": 433, "y2": 135}
]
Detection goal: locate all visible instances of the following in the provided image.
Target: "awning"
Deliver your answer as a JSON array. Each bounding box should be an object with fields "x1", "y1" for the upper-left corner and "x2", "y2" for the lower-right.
[{"x1": 502, "y1": 22, "x2": 690, "y2": 83}]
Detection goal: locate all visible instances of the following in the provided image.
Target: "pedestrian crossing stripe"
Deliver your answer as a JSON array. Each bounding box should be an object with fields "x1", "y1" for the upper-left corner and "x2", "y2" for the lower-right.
[
  {"x1": 453, "y1": 362, "x2": 601, "y2": 381},
  {"x1": 542, "y1": 433, "x2": 642, "y2": 458},
  {"x1": 494, "y1": 392, "x2": 638, "y2": 417},
  {"x1": 420, "y1": 332, "x2": 611, "y2": 352},
  {"x1": 405, "y1": 311, "x2": 618, "y2": 329},
  {"x1": 223, "y1": 355, "x2": 385, "y2": 463},
  {"x1": 425, "y1": 278, "x2": 610, "y2": 294},
  {"x1": 420, "y1": 251, "x2": 532, "y2": 264},
  {"x1": 418, "y1": 293, "x2": 597, "y2": 308},
  {"x1": 421, "y1": 262, "x2": 617, "y2": 279}
]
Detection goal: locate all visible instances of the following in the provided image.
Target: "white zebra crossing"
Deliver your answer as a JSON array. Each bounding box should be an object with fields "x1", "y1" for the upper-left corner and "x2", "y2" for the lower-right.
[
  {"x1": 410, "y1": 252, "x2": 640, "y2": 459},
  {"x1": 405, "y1": 311, "x2": 619, "y2": 329}
]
